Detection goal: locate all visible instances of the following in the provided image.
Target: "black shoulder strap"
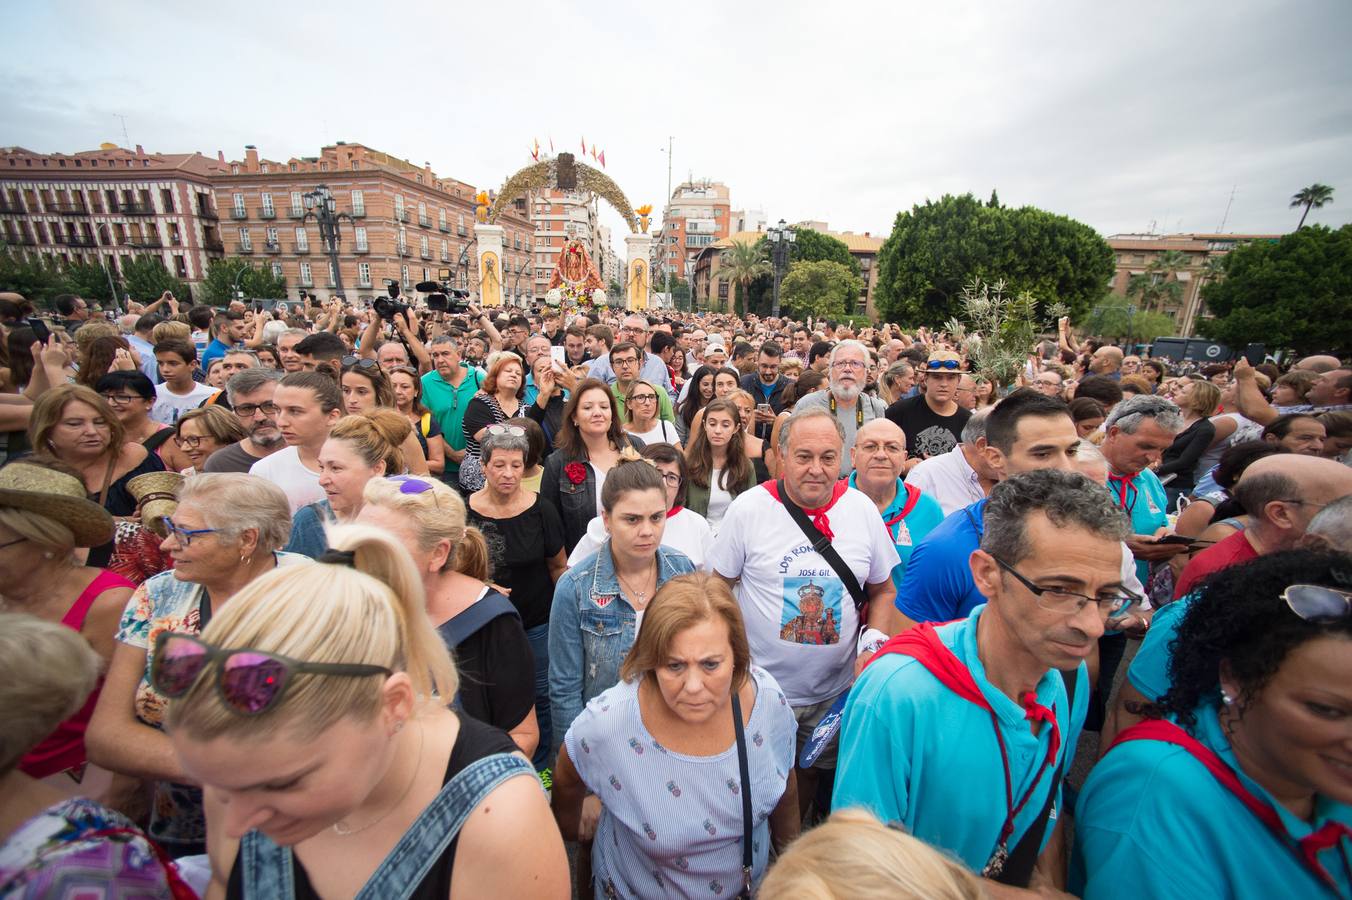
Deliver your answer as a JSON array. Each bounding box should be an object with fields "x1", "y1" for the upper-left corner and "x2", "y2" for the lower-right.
[
  {"x1": 435, "y1": 591, "x2": 519, "y2": 648},
  {"x1": 776, "y1": 480, "x2": 867, "y2": 613},
  {"x1": 995, "y1": 667, "x2": 1079, "y2": 887},
  {"x1": 731, "y1": 690, "x2": 754, "y2": 900}
]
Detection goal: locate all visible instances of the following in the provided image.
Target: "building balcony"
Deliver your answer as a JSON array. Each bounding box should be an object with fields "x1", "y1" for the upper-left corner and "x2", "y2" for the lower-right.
[
  {"x1": 299, "y1": 276, "x2": 314, "y2": 287},
  {"x1": 441, "y1": 253, "x2": 452, "y2": 263},
  {"x1": 357, "y1": 278, "x2": 373, "y2": 289},
  {"x1": 230, "y1": 208, "x2": 248, "y2": 220},
  {"x1": 238, "y1": 245, "x2": 254, "y2": 254},
  {"x1": 418, "y1": 216, "x2": 431, "y2": 228},
  {"x1": 438, "y1": 222, "x2": 450, "y2": 233},
  {"x1": 65, "y1": 235, "x2": 97, "y2": 247},
  {"x1": 264, "y1": 241, "x2": 281, "y2": 254},
  {"x1": 288, "y1": 207, "x2": 304, "y2": 219},
  {"x1": 397, "y1": 245, "x2": 409, "y2": 257},
  {"x1": 260, "y1": 209, "x2": 277, "y2": 220},
  {"x1": 457, "y1": 226, "x2": 467, "y2": 236},
  {"x1": 129, "y1": 237, "x2": 164, "y2": 249},
  {"x1": 0, "y1": 202, "x2": 24, "y2": 214},
  {"x1": 204, "y1": 238, "x2": 225, "y2": 252},
  {"x1": 420, "y1": 250, "x2": 431, "y2": 259},
  {"x1": 198, "y1": 206, "x2": 219, "y2": 220},
  {"x1": 53, "y1": 202, "x2": 90, "y2": 215},
  {"x1": 354, "y1": 244, "x2": 369, "y2": 254},
  {"x1": 293, "y1": 243, "x2": 310, "y2": 254},
  {"x1": 117, "y1": 202, "x2": 155, "y2": 216},
  {"x1": 396, "y1": 210, "x2": 409, "y2": 223},
  {"x1": 351, "y1": 207, "x2": 366, "y2": 218}
]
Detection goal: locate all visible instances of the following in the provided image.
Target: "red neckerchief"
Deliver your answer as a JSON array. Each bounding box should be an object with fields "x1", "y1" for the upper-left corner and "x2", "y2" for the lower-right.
[
  {"x1": 666, "y1": 505, "x2": 683, "y2": 519},
  {"x1": 1111, "y1": 719, "x2": 1351, "y2": 892},
  {"x1": 868, "y1": 623, "x2": 1062, "y2": 855},
  {"x1": 763, "y1": 479, "x2": 850, "y2": 542},
  {"x1": 1107, "y1": 470, "x2": 1139, "y2": 513},
  {"x1": 883, "y1": 483, "x2": 923, "y2": 532}
]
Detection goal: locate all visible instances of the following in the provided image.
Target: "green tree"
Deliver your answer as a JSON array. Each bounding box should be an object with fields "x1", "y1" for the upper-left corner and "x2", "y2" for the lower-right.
[
  {"x1": 711, "y1": 240, "x2": 771, "y2": 316},
  {"x1": 1198, "y1": 225, "x2": 1351, "y2": 354},
  {"x1": 0, "y1": 249, "x2": 68, "y2": 306},
  {"x1": 873, "y1": 194, "x2": 1114, "y2": 326},
  {"x1": 1290, "y1": 183, "x2": 1334, "y2": 229},
  {"x1": 742, "y1": 228, "x2": 859, "y2": 316},
  {"x1": 1125, "y1": 249, "x2": 1190, "y2": 315},
  {"x1": 122, "y1": 255, "x2": 189, "y2": 304},
  {"x1": 665, "y1": 275, "x2": 692, "y2": 310},
  {"x1": 1084, "y1": 295, "x2": 1177, "y2": 345},
  {"x1": 200, "y1": 257, "x2": 287, "y2": 306},
  {"x1": 63, "y1": 262, "x2": 118, "y2": 305},
  {"x1": 779, "y1": 260, "x2": 862, "y2": 320}
]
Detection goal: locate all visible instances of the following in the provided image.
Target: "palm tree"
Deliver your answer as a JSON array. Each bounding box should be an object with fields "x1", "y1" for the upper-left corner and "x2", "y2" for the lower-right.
[
  {"x1": 711, "y1": 240, "x2": 770, "y2": 315},
  {"x1": 1290, "y1": 183, "x2": 1334, "y2": 228},
  {"x1": 1127, "y1": 249, "x2": 1190, "y2": 315}
]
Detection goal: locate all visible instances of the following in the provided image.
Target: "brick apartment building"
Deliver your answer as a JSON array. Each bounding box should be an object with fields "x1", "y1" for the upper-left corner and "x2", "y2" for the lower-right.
[
  {"x1": 0, "y1": 143, "x2": 228, "y2": 301},
  {"x1": 657, "y1": 181, "x2": 732, "y2": 283},
  {"x1": 528, "y1": 188, "x2": 603, "y2": 297},
  {"x1": 212, "y1": 142, "x2": 536, "y2": 303}
]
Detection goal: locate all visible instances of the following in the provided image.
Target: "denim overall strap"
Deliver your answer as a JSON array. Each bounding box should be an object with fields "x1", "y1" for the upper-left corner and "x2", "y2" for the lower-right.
[
  {"x1": 355, "y1": 752, "x2": 535, "y2": 900},
  {"x1": 239, "y1": 828, "x2": 296, "y2": 898}
]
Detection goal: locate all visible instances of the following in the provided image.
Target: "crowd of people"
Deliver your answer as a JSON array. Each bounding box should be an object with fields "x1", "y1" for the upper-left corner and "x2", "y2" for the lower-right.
[{"x1": 0, "y1": 285, "x2": 1349, "y2": 899}]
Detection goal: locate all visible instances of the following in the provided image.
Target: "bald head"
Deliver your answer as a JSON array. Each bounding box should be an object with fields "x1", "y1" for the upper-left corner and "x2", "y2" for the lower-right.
[
  {"x1": 1236, "y1": 454, "x2": 1352, "y2": 549},
  {"x1": 851, "y1": 418, "x2": 909, "y2": 492},
  {"x1": 1296, "y1": 354, "x2": 1342, "y2": 374}
]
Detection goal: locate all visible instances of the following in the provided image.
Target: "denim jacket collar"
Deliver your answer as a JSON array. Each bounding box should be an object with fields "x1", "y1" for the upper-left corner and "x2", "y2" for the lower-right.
[{"x1": 587, "y1": 539, "x2": 687, "y2": 608}]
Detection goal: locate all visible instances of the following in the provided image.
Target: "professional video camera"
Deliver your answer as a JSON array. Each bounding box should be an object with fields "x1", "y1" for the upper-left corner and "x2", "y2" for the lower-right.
[
  {"x1": 373, "y1": 279, "x2": 410, "y2": 321},
  {"x1": 416, "y1": 269, "x2": 470, "y2": 314}
]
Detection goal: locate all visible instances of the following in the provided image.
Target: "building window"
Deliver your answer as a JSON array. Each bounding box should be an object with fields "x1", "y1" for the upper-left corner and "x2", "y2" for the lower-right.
[
  {"x1": 261, "y1": 193, "x2": 274, "y2": 216},
  {"x1": 439, "y1": 209, "x2": 447, "y2": 230},
  {"x1": 272, "y1": 262, "x2": 283, "y2": 279},
  {"x1": 266, "y1": 226, "x2": 278, "y2": 247},
  {"x1": 358, "y1": 262, "x2": 371, "y2": 285},
  {"x1": 423, "y1": 267, "x2": 430, "y2": 282},
  {"x1": 290, "y1": 163, "x2": 298, "y2": 172},
  {"x1": 294, "y1": 227, "x2": 308, "y2": 251},
  {"x1": 398, "y1": 226, "x2": 407, "y2": 253},
  {"x1": 261, "y1": 164, "x2": 269, "y2": 174},
  {"x1": 420, "y1": 235, "x2": 429, "y2": 257},
  {"x1": 174, "y1": 255, "x2": 188, "y2": 278},
  {"x1": 401, "y1": 264, "x2": 410, "y2": 285},
  {"x1": 160, "y1": 188, "x2": 174, "y2": 213},
  {"x1": 238, "y1": 228, "x2": 252, "y2": 251},
  {"x1": 351, "y1": 160, "x2": 360, "y2": 171},
  {"x1": 394, "y1": 195, "x2": 405, "y2": 217},
  {"x1": 351, "y1": 190, "x2": 364, "y2": 215},
  {"x1": 290, "y1": 191, "x2": 303, "y2": 216},
  {"x1": 418, "y1": 201, "x2": 427, "y2": 221},
  {"x1": 355, "y1": 226, "x2": 368, "y2": 251},
  {"x1": 328, "y1": 261, "x2": 338, "y2": 286},
  {"x1": 231, "y1": 164, "x2": 240, "y2": 175},
  {"x1": 440, "y1": 239, "x2": 448, "y2": 259},
  {"x1": 232, "y1": 193, "x2": 245, "y2": 216},
  {"x1": 299, "y1": 261, "x2": 312, "y2": 284}
]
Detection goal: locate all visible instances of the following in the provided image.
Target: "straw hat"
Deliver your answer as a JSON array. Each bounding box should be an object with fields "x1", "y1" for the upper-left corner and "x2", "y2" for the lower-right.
[
  {"x1": 127, "y1": 472, "x2": 184, "y2": 538},
  {"x1": 0, "y1": 462, "x2": 115, "y2": 548}
]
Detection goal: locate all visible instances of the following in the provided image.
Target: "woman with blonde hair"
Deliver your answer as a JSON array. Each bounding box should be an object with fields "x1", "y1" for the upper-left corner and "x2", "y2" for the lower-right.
[
  {"x1": 758, "y1": 809, "x2": 984, "y2": 899},
  {"x1": 285, "y1": 410, "x2": 410, "y2": 559},
  {"x1": 552, "y1": 572, "x2": 799, "y2": 898},
  {"x1": 161, "y1": 524, "x2": 568, "y2": 898},
  {"x1": 358, "y1": 475, "x2": 540, "y2": 757},
  {"x1": 1158, "y1": 378, "x2": 1221, "y2": 506},
  {"x1": 728, "y1": 388, "x2": 769, "y2": 482},
  {"x1": 173, "y1": 405, "x2": 248, "y2": 475}
]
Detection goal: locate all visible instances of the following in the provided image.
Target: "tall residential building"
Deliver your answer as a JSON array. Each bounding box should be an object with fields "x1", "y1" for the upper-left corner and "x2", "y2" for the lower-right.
[
  {"x1": 1106, "y1": 232, "x2": 1282, "y2": 335},
  {"x1": 0, "y1": 143, "x2": 228, "y2": 300},
  {"x1": 528, "y1": 188, "x2": 601, "y2": 298},
  {"x1": 657, "y1": 180, "x2": 732, "y2": 282},
  {"x1": 211, "y1": 142, "x2": 535, "y2": 303}
]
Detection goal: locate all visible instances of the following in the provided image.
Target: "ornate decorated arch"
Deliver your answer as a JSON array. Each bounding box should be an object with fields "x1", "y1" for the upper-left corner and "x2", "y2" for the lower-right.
[{"x1": 486, "y1": 153, "x2": 641, "y2": 233}]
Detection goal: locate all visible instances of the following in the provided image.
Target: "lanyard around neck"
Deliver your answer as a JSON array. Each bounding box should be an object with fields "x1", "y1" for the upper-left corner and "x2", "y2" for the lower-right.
[{"x1": 829, "y1": 393, "x2": 864, "y2": 427}]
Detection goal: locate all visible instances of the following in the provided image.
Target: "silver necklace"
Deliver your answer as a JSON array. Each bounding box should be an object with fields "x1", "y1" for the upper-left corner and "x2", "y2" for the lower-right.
[
  {"x1": 331, "y1": 721, "x2": 424, "y2": 837},
  {"x1": 617, "y1": 561, "x2": 658, "y2": 607}
]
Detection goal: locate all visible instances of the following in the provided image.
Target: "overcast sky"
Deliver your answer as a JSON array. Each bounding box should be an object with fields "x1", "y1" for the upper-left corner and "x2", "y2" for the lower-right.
[{"x1": 4, "y1": 0, "x2": 1350, "y2": 258}]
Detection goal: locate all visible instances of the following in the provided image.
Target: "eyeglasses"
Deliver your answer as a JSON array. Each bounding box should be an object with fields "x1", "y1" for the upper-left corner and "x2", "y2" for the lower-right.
[
  {"x1": 233, "y1": 402, "x2": 280, "y2": 418},
  {"x1": 101, "y1": 393, "x2": 144, "y2": 405},
  {"x1": 0, "y1": 537, "x2": 26, "y2": 551},
  {"x1": 485, "y1": 424, "x2": 526, "y2": 437},
  {"x1": 926, "y1": 359, "x2": 961, "y2": 370},
  {"x1": 151, "y1": 632, "x2": 391, "y2": 717},
  {"x1": 163, "y1": 519, "x2": 219, "y2": 547},
  {"x1": 991, "y1": 555, "x2": 1141, "y2": 618},
  {"x1": 1283, "y1": 584, "x2": 1352, "y2": 622},
  {"x1": 1034, "y1": 379, "x2": 1062, "y2": 387},
  {"x1": 613, "y1": 356, "x2": 640, "y2": 368},
  {"x1": 660, "y1": 472, "x2": 682, "y2": 487},
  {"x1": 629, "y1": 393, "x2": 658, "y2": 404},
  {"x1": 174, "y1": 435, "x2": 210, "y2": 448},
  {"x1": 342, "y1": 356, "x2": 380, "y2": 372},
  {"x1": 831, "y1": 360, "x2": 866, "y2": 371}
]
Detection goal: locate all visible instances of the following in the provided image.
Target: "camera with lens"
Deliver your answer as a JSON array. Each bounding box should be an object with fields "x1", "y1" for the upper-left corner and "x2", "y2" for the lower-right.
[
  {"x1": 415, "y1": 274, "x2": 470, "y2": 314},
  {"x1": 373, "y1": 279, "x2": 410, "y2": 321}
]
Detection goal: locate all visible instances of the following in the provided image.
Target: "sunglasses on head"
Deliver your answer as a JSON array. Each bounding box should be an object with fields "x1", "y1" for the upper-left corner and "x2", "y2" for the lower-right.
[
  {"x1": 151, "y1": 632, "x2": 391, "y2": 716},
  {"x1": 486, "y1": 424, "x2": 526, "y2": 437},
  {"x1": 341, "y1": 356, "x2": 380, "y2": 372},
  {"x1": 926, "y1": 359, "x2": 961, "y2": 370},
  {"x1": 1283, "y1": 584, "x2": 1352, "y2": 623}
]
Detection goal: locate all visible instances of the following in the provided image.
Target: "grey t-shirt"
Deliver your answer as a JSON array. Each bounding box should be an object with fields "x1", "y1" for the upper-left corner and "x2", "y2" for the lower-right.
[
  {"x1": 792, "y1": 390, "x2": 887, "y2": 476},
  {"x1": 202, "y1": 441, "x2": 268, "y2": 474}
]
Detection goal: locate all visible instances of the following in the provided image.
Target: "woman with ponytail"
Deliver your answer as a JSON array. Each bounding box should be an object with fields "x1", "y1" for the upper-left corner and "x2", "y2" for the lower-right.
[
  {"x1": 285, "y1": 410, "x2": 411, "y2": 559},
  {"x1": 163, "y1": 524, "x2": 569, "y2": 899},
  {"x1": 358, "y1": 476, "x2": 541, "y2": 757}
]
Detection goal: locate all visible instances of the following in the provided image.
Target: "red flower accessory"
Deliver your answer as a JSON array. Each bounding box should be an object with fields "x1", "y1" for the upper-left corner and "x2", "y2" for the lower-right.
[{"x1": 565, "y1": 462, "x2": 587, "y2": 485}]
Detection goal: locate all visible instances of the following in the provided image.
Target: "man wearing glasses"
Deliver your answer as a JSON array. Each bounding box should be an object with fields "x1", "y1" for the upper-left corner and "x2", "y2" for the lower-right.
[
  {"x1": 203, "y1": 368, "x2": 286, "y2": 473},
  {"x1": 790, "y1": 340, "x2": 888, "y2": 477},
  {"x1": 607, "y1": 342, "x2": 675, "y2": 423},
  {"x1": 885, "y1": 349, "x2": 972, "y2": 473},
  {"x1": 835, "y1": 469, "x2": 1134, "y2": 887},
  {"x1": 586, "y1": 314, "x2": 674, "y2": 397},
  {"x1": 1031, "y1": 370, "x2": 1064, "y2": 398}
]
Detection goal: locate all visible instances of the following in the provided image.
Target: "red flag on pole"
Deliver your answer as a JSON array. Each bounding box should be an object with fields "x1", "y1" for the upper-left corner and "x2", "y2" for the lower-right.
[
  {"x1": 549, "y1": 137, "x2": 554, "y2": 152},
  {"x1": 581, "y1": 136, "x2": 586, "y2": 154},
  {"x1": 599, "y1": 150, "x2": 606, "y2": 168},
  {"x1": 590, "y1": 144, "x2": 597, "y2": 160}
]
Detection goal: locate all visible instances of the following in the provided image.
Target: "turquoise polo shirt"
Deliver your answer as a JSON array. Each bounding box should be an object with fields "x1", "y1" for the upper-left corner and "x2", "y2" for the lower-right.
[
  {"x1": 833, "y1": 605, "x2": 1089, "y2": 873},
  {"x1": 1073, "y1": 702, "x2": 1352, "y2": 899},
  {"x1": 848, "y1": 474, "x2": 946, "y2": 593},
  {"x1": 420, "y1": 365, "x2": 483, "y2": 476},
  {"x1": 1111, "y1": 467, "x2": 1169, "y2": 583},
  {"x1": 1126, "y1": 593, "x2": 1194, "y2": 701}
]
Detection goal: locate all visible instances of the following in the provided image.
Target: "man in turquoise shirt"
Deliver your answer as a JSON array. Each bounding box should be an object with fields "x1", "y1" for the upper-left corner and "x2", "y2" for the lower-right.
[
  {"x1": 420, "y1": 334, "x2": 482, "y2": 484},
  {"x1": 835, "y1": 469, "x2": 1137, "y2": 887}
]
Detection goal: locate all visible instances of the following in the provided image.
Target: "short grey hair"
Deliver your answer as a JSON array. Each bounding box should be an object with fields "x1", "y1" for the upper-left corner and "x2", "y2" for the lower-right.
[
  {"x1": 479, "y1": 431, "x2": 531, "y2": 466},
  {"x1": 223, "y1": 348, "x2": 261, "y2": 366},
  {"x1": 279, "y1": 327, "x2": 308, "y2": 343},
  {"x1": 961, "y1": 407, "x2": 991, "y2": 444},
  {"x1": 828, "y1": 340, "x2": 869, "y2": 367},
  {"x1": 178, "y1": 473, "x2": 293, "y2": 552},
  {"x1": 981, "y1": 469, "x2": 1129, "y2": 565},
  {"x1": 1306, "y1": 495, "x2": 1352, "y2": 550},
  {"x1": 1233, "y1": 470, "x2": 1297, "y2": 523},
  {"x1": 226, "y1": 367, "x2": 284, "y2": 404},
  {"x1": 1104, "y1": 394, "x2": 1184, "y2": 436},
  {"x1": 778, "y1": 406, "x2": 846, "y2": 453}
]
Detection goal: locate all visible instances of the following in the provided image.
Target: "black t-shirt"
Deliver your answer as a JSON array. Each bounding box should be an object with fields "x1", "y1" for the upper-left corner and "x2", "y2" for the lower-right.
[
  {"x1": 885, "y1": 394, "x2": 972, "y2": 461},
  {"x1": 467, "y1": 495, "x2": 565, "y2": 630},
  {"x1": 448, "y1": 600, "x2": 536, "y2": 734}
]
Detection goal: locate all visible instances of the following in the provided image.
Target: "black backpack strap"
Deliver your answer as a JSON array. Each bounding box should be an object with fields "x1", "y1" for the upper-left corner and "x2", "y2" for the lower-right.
[
  {"x1": 435, "y1": 591, "x2": 519, "y2": 648},
  {"x1": 776, "y1": 480, "x2": 868, "y2": 613},
  {"x1": 994, "y1": 667, "x2": 1079, "y2": 887}
]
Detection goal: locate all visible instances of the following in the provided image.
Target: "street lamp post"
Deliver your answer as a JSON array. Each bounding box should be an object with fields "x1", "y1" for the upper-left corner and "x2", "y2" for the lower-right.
[
  {"x1": 301, "y1": 185, "x2": 352, "y2": 300},
  {"x1": 231, "y1": 261, "x2": 251, "y2": 303},
  {"x1": 458, "y1": 239, "x2": 478, "y2": 293},
  {"x1": 768, "y1": 219, "x2": 795, "y2": 319}
]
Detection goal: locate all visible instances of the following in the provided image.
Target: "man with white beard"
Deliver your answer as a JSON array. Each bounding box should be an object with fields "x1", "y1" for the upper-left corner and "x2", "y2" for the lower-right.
[{"x1": 791, "y1": 340, "x2": 888, "y2": 477}]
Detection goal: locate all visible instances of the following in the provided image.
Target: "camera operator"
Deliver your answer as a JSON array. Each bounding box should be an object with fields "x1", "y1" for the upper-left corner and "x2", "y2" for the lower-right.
[{"x1": 358, "y1": 303, "x2": 432, "y2": 375}]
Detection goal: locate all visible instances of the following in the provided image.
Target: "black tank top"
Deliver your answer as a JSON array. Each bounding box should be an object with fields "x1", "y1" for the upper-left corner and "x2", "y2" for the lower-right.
[{"x1": 226, "y1": 713, "x2": 518, "y2": 899}]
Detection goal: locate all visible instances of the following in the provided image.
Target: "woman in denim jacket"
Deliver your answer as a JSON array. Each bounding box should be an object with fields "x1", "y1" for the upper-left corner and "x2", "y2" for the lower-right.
[
  {"x1": 548, "y1": 458, "x2": 694, "y2": 746},
  {"x1": 539, "y1": 378, "x2": 645, "y2": 554}
]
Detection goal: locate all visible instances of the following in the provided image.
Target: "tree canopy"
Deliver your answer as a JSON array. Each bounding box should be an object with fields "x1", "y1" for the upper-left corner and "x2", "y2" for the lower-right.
[
  {"x1": 873, "y1": 193, "x2": 1114, "y2": 326},
  {"x1": 200, "y1": 258, "x2": 288, "y2": 306},
  {"x1": 740, "y1": 227, "x2": 859, "y2": 315},
  {"x1": 1198, "y1": 225, "x2": 1351, "y2": 355},
  {"x1": 123, "y1": 256, "x2": 189, "y2": 303},
  {"x1": 779, "y1": 260, "x2": 862, "y2": 320},
  {"x1": 1084, "y1": 295, "x2": 1177, "y2": 345}
]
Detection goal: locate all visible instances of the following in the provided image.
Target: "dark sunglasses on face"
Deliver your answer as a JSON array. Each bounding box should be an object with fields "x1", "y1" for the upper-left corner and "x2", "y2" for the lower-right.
[
  {"x1": 926, "y1": 359, "x2": 961, "y2": 370},
  {"x1": 151, "y1": 632, "x2": 392, "y2": 716}
]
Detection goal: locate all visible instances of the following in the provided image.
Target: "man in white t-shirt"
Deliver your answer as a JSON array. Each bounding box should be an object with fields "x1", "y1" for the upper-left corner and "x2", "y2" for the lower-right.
[
  {"x1": 904, "y1": 407, "x2": 997, "y2": 515},
  {"x1": 710, "y1": 406, "x2": 898, "y2": 815},
  {"x1": 249, "y1": 371, "x2": 341, "y2": 513},
  {"x1": 151, "y1": 338, "x2": 218, "y2": 425}
]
